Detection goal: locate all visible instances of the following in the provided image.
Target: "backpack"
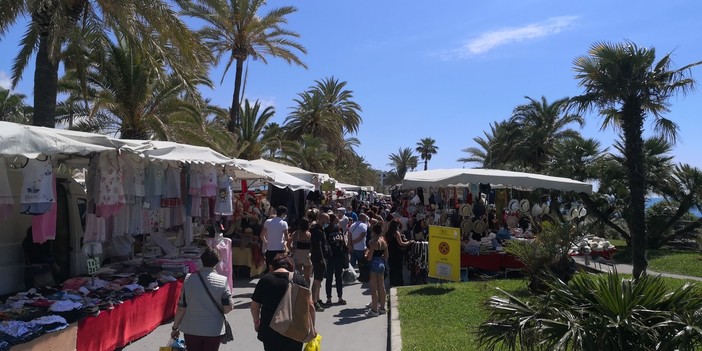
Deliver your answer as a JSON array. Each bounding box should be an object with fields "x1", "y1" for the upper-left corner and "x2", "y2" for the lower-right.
[
  {"x1": 326, "y1": 227, "x2": 347, "y2": 257},
  {"x1": 269, "y1": 272, "x2": 316, "y2": 343}
]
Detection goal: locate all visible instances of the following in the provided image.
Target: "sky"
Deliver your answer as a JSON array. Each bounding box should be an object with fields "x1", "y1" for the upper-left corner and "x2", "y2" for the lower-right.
[{"x1": 1, "y1": 0, "x2": 702, "y2": 174}]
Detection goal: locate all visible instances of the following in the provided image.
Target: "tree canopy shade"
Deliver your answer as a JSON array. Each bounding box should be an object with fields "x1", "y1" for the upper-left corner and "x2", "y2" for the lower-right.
[{"x1": 571, "y1": 41, "x2": 702, "y2": 279}]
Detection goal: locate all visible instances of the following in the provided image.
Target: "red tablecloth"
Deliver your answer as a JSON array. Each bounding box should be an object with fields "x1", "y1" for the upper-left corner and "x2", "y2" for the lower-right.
[
  {"x1": 460, "y1": 253, "x2": 525, "y2": 271},
  {"x1": 76, "y1": 280, "x2": 183, "y2": 351}
]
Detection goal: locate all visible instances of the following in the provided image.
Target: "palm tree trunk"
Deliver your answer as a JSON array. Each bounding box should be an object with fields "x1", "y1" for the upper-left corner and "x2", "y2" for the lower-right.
[
  {"x1": 228, "y1": 58, "x2": 245, "y2": 134},
  {"x1": 622, "y1": 106, "x2": 647, "y2": 279},
  {"x1": 33, "y1": 33, "x2": 58, "y2": 128},
  {"x1": 424, "y1": 159, "x2": 428, "y2": 171}
]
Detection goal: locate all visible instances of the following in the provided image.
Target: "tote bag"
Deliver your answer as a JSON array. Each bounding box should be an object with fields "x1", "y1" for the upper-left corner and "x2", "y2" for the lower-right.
[{"x1": 270, "y1": 272, "x2": 316, "y2": 343}]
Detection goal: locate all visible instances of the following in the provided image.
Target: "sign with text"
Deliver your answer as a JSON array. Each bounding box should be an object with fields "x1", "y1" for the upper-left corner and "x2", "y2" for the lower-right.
[
  {"x1": 428, "y1": 225, "x2": 461, "y2": 282},
  {"x1": 87, "y1": 257, "x2": 101, "y2": 275}
]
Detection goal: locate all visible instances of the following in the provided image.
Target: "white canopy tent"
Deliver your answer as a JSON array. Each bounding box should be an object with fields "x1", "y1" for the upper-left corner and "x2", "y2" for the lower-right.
[
  {"x1": 335, "y1": 182, "x2": 375, "y2": 192},
  {"x1": 402, "y1": 168, "x2": 593, "y2": 194},
  {"x1": 0, "y1": 121, "x2": 115, "y2": 158},
  {"x1": 236, "y1": 160, "x2": 314, "y2": 191},
  {"x1": 249, "y1": 158, "x2": 333, "y2": 184}
]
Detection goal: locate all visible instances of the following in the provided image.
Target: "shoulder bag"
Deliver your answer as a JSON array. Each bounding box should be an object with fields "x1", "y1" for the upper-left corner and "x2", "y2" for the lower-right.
[
  {"x1": 269, "y1": 272, "x2": 316, "y2": 343},
  {"x1": 196, "y1": 272, "x2": 234, "y2": 344}
]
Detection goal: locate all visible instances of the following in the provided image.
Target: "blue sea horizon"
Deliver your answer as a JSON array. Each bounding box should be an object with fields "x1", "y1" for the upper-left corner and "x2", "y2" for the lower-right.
[{"x1": 647, "y1": 197, "x2": 702, "y2": 217}]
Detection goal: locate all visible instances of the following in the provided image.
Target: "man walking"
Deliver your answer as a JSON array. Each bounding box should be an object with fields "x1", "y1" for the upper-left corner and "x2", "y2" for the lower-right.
[
  {"x1": 348, "y1": 214, "x2": 368, "y2": 268},
  {"x1": 261, "y1": 206, "x2": 289, "y2": 272}
]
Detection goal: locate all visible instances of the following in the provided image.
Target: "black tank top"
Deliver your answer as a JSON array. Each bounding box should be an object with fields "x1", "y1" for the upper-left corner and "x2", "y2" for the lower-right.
[{"x1": 373, "y1": 249, "x2": 385, "y2": 257}]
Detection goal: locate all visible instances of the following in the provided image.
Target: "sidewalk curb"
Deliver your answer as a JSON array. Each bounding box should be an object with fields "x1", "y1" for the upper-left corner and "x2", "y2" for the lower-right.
[{"x1": 389, "y1": 287, "x2": 402, "y2": 351}]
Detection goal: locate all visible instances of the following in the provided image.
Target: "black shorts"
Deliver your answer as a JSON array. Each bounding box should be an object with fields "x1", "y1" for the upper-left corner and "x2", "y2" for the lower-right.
[{"x1": 312, "y1": 259, "x2": 326, "y2": 281}]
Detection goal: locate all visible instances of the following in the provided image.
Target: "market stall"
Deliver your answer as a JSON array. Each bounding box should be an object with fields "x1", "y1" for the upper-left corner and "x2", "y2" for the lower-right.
[{"x1": 0, "y1": 122, "x2": 313, "y2": 350}]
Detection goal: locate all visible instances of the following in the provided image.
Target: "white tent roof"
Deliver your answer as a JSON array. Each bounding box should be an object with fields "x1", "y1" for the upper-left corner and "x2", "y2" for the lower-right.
[
  {"x1": 402, "y1": 168, "x2": 593, "y2": 194},
  {"x1": 0, "y1": 121, "x2": 115, "y2": 158},
  {"x1": 236, "y1": 160, "x2": 314, "y2": 191},
  {"x1": 249, "y1": 158, "x2": 333, "y2": 183}
]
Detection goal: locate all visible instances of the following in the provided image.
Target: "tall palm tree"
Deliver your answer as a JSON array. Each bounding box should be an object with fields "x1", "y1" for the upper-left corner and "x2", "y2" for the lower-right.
[
  {"x1": 311, "y1": 77, "x2": 363, "y2": 135},
  {"x1": 572, "y1": 41, "x2": 702, "y2": 278},
  {"x1": 509, "y1": 96, "x2": 584, "y2": 172},
  {"x1": 549, "y1": 136, "x2": 604, "y2": 181},
  {"x1": 458, "y1": 120, "x2": 521, "y2": 169},
  {"x1": 388, "y1": 147, "x2": 418, "y2": 181},
  {"x1": 279, "y1": 134, "x2": 335, "y2": 173},
  {"x1": 1, "y1": 0, "x2": 206, "y2": 128},
  {"x1": 181, "y1": 0, "x2": 307, "y2": 133},
  {"x1": 0, "y1": 86, "x2": 32, "y2": 123},
  {"x1": 415, "y1": 137, "x2": 439, "y2": 170},
  {"x1": 236, "y1": 99, "x2": 275, "y2": 160}
]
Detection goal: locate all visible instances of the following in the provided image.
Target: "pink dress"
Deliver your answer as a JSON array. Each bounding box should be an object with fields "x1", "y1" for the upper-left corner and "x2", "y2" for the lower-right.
[
  {"x1": 200, "y1": 165, "x2": 218, "y2": 197},
  {"x1": 31, "y1": 174, "x2": 57, "y2": 243},
  {"x1": 206, "y1": 237, "x2": 233, "y2": 291}
]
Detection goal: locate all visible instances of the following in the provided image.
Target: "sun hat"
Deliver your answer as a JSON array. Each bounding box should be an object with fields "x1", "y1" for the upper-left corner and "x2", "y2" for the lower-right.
[
  {"x1": 460, "y1": 204, "x2": 473, "y2": 217},
  {"x1": 461, "y1": 219, "x2": 473, "y2": 234},
  {"x1": 569, "y1": 207, "x2": 579, "y2": 220},
  {"x1": 519, "y1": 199, "x2": 530, "y2": 213},
  {"x1": 506, "y1": 215, "x2": 518, "y2": 228},
  {"x1": 579, "y1": 207, "x2": 587, "y2": 218},
  {"x1": 472, "y1": 219, "x2": 486, "y2": 234},
  {"x1": 508, "y1": 199, "x2": 519, "y2": 212},
  {"x1": 337, "y1": 207, "x2": 346, "y2": 212},
  {"x1": 541, "y1": 204, "x2": 550, "y2": 216},
  {"x1": 531, "y1": 204, "x2": 542, "y2": 217}
]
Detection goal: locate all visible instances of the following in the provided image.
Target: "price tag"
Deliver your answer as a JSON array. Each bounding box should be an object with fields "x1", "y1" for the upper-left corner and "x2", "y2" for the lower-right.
[{"x1": 87, "y1": 258, "x2": 101, "y2": 275}]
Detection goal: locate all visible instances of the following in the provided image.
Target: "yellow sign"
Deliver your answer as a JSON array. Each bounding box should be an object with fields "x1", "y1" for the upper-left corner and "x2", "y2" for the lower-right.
[{"x1": 428, "y1": 225, "x2": 461, "y2": 282}]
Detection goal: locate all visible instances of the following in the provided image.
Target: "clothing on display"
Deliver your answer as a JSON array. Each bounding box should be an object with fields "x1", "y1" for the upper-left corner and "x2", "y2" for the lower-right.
[
  {"x1": 20, "y1": 158, "x2": 55, "y2": 215},
  {"x1": 0, "y1": 159, "x2": 14, "y2": 221},
  {"x1": 31, "y1": 174, "x2": 57, "y2": 243},
  {"x1": 120, "y1": 154, "x2": 145, "y2": 197},
  {"x1": 206, "y1": 236, "x2": 234, "y2": 291},
  {"x1": 200, "y1": 165, "x2": 218, "y2": 197},
  {"x1": 95, "y1": 152, "x2": 125, "y2": 218},
  {"x1": 145, "y1": 162, "x2": 165, "y2": 210},
  {"x1": 214, "y1": 174, "x2": 234, "y2": 216}
]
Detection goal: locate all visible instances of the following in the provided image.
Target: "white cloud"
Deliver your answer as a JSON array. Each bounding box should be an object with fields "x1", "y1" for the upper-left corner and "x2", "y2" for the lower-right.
[
  {"x1": 439, "y1": 15, "x2": 578, "y2": 59},
  {"x1": 0, "y1": 71, "x2": 11, "y2": 89},
  {"x1": 245, "y1": 96, "x2": 276, "y2": 110}
]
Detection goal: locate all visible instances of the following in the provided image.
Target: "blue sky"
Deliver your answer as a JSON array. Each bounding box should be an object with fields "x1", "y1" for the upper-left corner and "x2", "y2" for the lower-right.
[{"x1": 2, "y1": 0, "x2": 702, "y2": 174}]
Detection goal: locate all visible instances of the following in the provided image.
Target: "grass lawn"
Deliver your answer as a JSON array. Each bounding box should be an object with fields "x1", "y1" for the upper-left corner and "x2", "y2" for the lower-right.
[
  {"x1": 396, "y1": 275, "x2": 701, "y2": 351},
  {"x1": 610, "y1": 239, "x2": 702, "y2": 278}
]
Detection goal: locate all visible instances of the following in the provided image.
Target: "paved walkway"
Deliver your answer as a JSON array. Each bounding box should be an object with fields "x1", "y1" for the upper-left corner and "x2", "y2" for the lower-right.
[
  {"x1": 572, "y1": 256, "x2": 702, "y2": 281},
  {"x1": 121, "y1": 276, "x2": 388, "y2": 351}
]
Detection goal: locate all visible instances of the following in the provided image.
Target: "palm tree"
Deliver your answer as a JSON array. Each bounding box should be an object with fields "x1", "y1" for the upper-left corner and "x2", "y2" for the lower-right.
[
  {"x1": 236, "y1": 99, "x2": 276, "y2": 160},
  {"x1": 458, "y1": 120, "x2": 523, "y2": 169},
  {"x1": 549, "y1": 136, "x2": 604, "y2": 181},
  {"x1": 181, "y1": 0, "x2": 307, "y2": 133},
  {"x1": 388, "y1": 147, "x2": 418, "y2": 181},
  {"x1": 415, "y1": 137, "x2": 438, "y2": 171},
  {"x1": 572, "y1": 41, "x2": 702, "y2": 278},
  {"x1": 0, "y1": 86, "x2": 32, "y2": 123},
  {"x1": 311, "y1": 77, "x2": 363, "y2": 135},
  {"x1": 509, "y1": 96, "x2": 584, "y2": 172},
  {"x1": 61, "y1": 38, "x2": 211, "y2": 139},
  {"x1": 1, "y1": 0, "x2": 206, "y2": 128},
  {"x1": 279, "y1": 134, "x2": 335, "y2": 173}
]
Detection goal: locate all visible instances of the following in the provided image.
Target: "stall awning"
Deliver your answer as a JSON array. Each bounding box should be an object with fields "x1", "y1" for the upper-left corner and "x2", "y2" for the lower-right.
[
  {"x1": 0, "y1": 121, "x2": 115, "y2": 158},
  {"x1": 248, "y1": 158, "x2": 333, "y2": 184},
  {"x1": 402, "y1": 168, "x2": 593, "y2": 194},
  {"x1": 236, "y1": 160, "x2": 314, "y2": 191}
]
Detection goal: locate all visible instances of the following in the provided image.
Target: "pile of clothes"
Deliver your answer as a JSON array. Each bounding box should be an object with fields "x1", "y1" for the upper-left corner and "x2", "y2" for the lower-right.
[{"x1": 0, "y1": 268, "x2": 183, "y2": 349}]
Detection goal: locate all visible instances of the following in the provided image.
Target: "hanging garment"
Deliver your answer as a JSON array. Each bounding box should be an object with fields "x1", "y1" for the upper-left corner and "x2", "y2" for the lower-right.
[
  {"x1": 164, "y1": 166, "x2": 181, "y2": 199},
  {"x1": 145, "y1": 162, "x2": 165, "y2": 210},
  {"x1": 200, "y1": 165, "x2": 218, "y2": 197},
  {"x1": 31, "y1": 174, "x2": 57, "y2": 243},
  {"x1": 96, "y1": 152, "x2": 126, "y2": 218},
  {"x1": 120, "y1": 154, "x2": 145, "y2": 197},
  {"x1": 206, "y1": 237, "x2": 234, "y2": 291},
  {"x1": 84, "y1": 213, "x2": 106, "y2": 243},
  {"x1": 20, "y1": 158, "x2": 55, "y2": 215},
  {"x1": 0, "y1": 159, "x2": 15, "y2": 221},
  {"x1": 214, "y1": 174, "x2": 234, "y2": 215}
]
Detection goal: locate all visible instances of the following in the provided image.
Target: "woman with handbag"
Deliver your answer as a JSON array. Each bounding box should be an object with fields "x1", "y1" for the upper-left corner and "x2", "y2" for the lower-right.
[
  {"x1": 366, "y1": 223, "x2": 389, "y2": 317},
  {"x1": 251, "y1": 253, "x2": 315, "y2": 351},
  {"x1": 171, "y1": 247, "x2": 234, "y2": 351}
]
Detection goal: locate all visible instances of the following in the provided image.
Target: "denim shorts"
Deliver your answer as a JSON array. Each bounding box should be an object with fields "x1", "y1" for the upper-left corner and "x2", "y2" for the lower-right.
[{"x1": 370, "y1": 257, "x2": 386, "y2": 274}]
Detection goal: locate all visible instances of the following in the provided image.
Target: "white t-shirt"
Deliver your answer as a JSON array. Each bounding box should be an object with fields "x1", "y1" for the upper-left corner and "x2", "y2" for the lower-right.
[
  {"x1": 264, "y1": 217, "x2": 288, "y2": 251},
  {"x1": 348, "y1": 221, "x2": 368, "y2": 251}
]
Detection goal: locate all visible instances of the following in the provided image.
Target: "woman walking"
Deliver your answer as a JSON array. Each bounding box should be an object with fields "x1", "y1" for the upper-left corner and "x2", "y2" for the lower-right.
[
  {"x1": 251, "y1": 253, "x2": 315, "y2": 351},
  {"x1": 171, "y1": 247, "x2": 233, "y2": 351},
  {"x1": 289, "y1": 217, "x2": 313, "y2": 287},
  {"x1": 366, "y1": 223, "x2": 389, "y2": 317}
]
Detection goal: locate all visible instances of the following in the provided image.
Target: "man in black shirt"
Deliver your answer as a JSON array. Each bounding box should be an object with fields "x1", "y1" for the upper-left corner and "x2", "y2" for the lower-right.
[{"x1": 309, "y1": 212, "x2": 329, "y2": 311}]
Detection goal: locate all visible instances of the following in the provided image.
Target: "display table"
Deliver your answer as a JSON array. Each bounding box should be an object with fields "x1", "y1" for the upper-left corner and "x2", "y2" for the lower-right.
[
  {"x1": 76, "y1": 280, "x2": 182, "y2": 351},
  {"x1": 11, "y1": 323, "x2": 77, "y2": 351},
  {"x1": 232, "y1": 246, "x2": 265, "y2": 277},
  {"x1": 460, "y1": 253, "x2": 525, "y2": 271}
]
